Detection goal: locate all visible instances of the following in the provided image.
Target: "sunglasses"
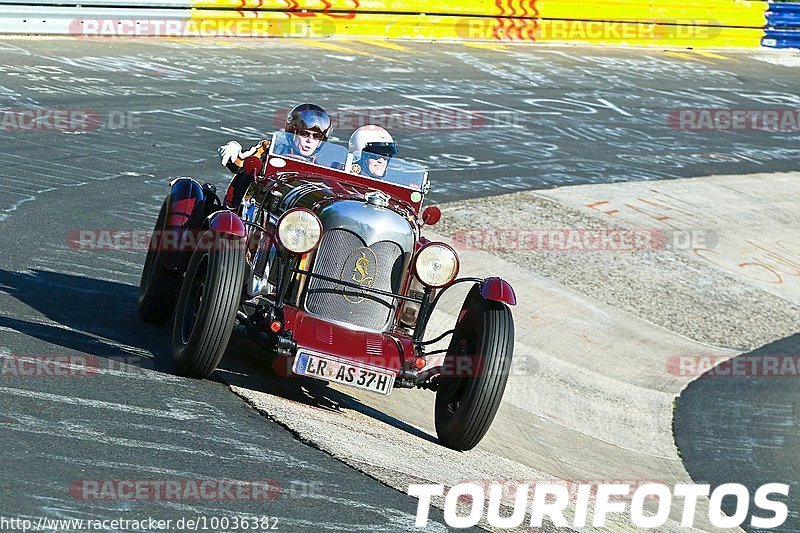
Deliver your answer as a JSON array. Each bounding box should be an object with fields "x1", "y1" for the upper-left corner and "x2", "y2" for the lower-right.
[
  {"x1": 295, "y1": 130, "x2": 326, "y2": 141},
  {"x1": 364, "y1": 142, "x2": 397, "y2": 159},
  {"x1": 364, "y1": 152, "x2": 390, "y2": 163}
]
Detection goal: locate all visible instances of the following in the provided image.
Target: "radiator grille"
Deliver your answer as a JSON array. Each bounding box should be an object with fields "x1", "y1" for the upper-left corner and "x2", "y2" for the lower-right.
[{"x1": 306, "y1": 229, "x2": 403, "y2": 330}]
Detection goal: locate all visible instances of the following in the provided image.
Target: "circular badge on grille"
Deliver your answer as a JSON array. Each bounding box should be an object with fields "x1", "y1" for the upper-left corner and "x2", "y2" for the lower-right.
[{"x1": 340, "y1": 246, "x2": 378, "y2": 305}]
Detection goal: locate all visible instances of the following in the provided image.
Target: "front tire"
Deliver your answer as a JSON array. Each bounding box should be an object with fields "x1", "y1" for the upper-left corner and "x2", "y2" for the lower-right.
[
  {"x1": 435, "y1": 300, "x2": 514, "y2": 451},
  {"x1": 138, "y1": 201, "x2": 182, "y2": 324},
  {"x1": 172, "y1": 232, "x2": 246, "y2": 379}
]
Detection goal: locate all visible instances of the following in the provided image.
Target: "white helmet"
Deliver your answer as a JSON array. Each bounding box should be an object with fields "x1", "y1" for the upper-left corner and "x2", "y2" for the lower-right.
[{"x1": 349, "y1": 125, "x2": 398, "y2": 160}]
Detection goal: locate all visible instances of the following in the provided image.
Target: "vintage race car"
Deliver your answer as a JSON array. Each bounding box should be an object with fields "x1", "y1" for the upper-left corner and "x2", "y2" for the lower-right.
[{"x1": 138, "y1": 132, "x2": 516, "y2": 451}]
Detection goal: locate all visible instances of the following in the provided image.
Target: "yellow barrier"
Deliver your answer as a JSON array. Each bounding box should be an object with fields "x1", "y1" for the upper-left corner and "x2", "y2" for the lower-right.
[
  {"x1": 189, "y1": 9, "x2": 764, "y2": 47},
  {"x1": 191, "y1": 0, "x2": 766, "y2": 28},
  {"x1": 191, "y1": 1, "x2": 534, "y2": 16},
  {"x1": 540, "y1": 0, "x2": 765, "y2": 27}
]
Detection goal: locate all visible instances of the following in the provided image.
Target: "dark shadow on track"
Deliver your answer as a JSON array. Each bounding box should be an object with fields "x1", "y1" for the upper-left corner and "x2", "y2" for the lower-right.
[
  {"x1": 0, "y1": 269, "x2": 174, "y2": 372},
  {"x1": 219, "y1": 336, "x2": 440, "y2": 445},
  {"x1": 674, "y1": 333, "x2": 800, "y2": 533},
  {"x1": 0, "y1": 268, "x2": 438, "y2": 444}
]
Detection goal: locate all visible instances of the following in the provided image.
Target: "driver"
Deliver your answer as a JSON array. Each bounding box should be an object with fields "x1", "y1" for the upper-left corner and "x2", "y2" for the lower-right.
[
  {"x1": 276, "y1": 103, "x2": 332, "y2": 161},
  {"x1": 348, "y1": 125, "x2": 398, "y2": 179},
  {"x1": 219, "y1": 103, "x2": 333, "y2": 170},
  {"x1": 218, "y1": 103, "x2": 333, "y2": 208}
]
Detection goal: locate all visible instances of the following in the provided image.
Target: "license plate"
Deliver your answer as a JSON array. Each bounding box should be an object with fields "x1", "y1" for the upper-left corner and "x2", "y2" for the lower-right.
[{"x1": 292, "y1": 350, "x2": 395, "y2": 396}]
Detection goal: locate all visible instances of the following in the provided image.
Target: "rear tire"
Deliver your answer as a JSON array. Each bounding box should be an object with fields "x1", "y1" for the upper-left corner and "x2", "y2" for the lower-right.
[
  {"x1": 172, "y1": 232, "x2": 246, "y2": 379},
  {"x1": 434, "y1": 300, "x2": 514, "y2": 451},
  {"x1": 138, "y1": 201, "x2": 182, "y2": 324}
]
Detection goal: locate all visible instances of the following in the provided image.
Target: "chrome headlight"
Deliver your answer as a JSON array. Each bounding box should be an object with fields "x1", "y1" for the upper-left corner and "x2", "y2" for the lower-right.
[
  {"x1": 277, "y1": 208, "x2": 322, "y2": 254},
  {"x1": 414, "y1": 242, "x2": 459, "y2": 288}
]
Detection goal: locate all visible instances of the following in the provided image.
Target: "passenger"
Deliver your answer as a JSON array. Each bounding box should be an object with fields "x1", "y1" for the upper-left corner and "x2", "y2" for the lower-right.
[{"x1": 348, "y1": 125, "x2": 397, "y2": 180}]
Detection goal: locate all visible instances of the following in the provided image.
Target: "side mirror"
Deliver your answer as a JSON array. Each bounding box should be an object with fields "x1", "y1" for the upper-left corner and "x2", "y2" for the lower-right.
[
  {"x1": 242, "y1": 156, "x2": 262, "y2": 177},
  {"x1": 421, "y1": 206, "x2": 441, "y2": 226}
]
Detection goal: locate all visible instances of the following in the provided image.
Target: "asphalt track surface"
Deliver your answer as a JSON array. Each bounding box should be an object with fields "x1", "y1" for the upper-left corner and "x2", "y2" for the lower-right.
[
  {"x1": 674, "y1": 333, "x2": 800, "y2": 533},
  {"x1": 0, "y1": 37, "x2": 799, "y2": 530}
]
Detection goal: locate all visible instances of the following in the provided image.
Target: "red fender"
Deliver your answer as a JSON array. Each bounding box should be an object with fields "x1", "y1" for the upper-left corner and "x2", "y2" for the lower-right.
[
  {"x1": 206, "y1": 210, "x2": 246, "y2": 239},
  {"x1": 479, "y1": 277, "x2": 516, "y2": 306},
  {"x1": 159, "y1": 177, "x2": 206, "y2": 272},
  {"x1": 456, "y1": 277, "x2": 516, "y2": 323},
  {"x1": 165, "y1": 178, "x2": 204, "y2": 230}
]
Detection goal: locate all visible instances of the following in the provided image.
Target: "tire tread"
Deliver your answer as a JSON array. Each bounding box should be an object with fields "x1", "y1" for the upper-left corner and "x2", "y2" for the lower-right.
[
  {"x1": 435, "y1": 300, "x2": 514, "y2": 451},
  {"x1": 172, "y1": 234, "x2": 246, "y2": 379}
]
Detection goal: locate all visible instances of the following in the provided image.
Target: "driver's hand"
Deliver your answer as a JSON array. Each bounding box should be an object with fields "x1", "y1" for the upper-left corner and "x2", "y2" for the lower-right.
[
  {"x1": 241, "y1": 139, "x2": 271, "y2": 159},
  {"x1": 218, "y1": 141, "x2": 243, "y2": 167}
]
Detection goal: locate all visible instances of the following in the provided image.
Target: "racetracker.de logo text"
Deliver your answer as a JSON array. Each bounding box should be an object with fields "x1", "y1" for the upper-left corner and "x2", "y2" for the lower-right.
[
  {"x1": 0, "y1": 109, "x2": 99, "y2": 132},
  {"x1": 1, "y1": 355, "x2": 99, "y2": 378},
  {"x1": 668, "y1": 355, "x2": 800, "y2": 377},
  {"x1": 69, "y1": 479, "x2": 281, "y2": 501},
  {"x1": 454, "y1": 19, "x2": 723, "y2": 41},
  {"x1": 668, "y1": 109, "x2": 800, "y2": 132},
  {"x1": 0, "y1": 109, "x2": 141, "y2": 132},
  {"x1": 67, "y1": 229, "x2": 244, "y2": 253},
  {"x1": 68, "y1": 18, "x2": 337, "y2": 38},
  {"x1": 452, "y1": 229, "x2": 665, "y2": 252},
  {"x1": 272, "y1": 108, "x2": 515, "y2": 131},
  {"x1": 0, "y1": 354, "x2": 155, "y2": 378}
]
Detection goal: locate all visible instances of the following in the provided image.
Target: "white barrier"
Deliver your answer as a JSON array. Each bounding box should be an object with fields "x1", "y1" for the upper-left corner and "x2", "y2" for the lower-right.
[{"x1": 0, "y1": 7, "x2": 190, "y2": 35}]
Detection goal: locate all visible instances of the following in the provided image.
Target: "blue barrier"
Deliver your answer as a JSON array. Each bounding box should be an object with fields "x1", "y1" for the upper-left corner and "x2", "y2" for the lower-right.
[
  {"x1": 763, "y1": 29, "x2": 800, "y2": 48},
  {"x1": 763, "y1": 2, "x2": 800, "y2": 49},
  {"x1": 766, "y1": 2, "x2": 800, "y2": 29}
]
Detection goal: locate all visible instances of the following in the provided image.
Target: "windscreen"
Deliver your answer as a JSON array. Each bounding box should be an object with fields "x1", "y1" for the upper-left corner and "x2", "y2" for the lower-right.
[
  {"x1": 270, "y1": 131, "x2": 429, "y2": 192},
  {"x1": 270, "y1": 131, "x2": 350, "y2": 171}
]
